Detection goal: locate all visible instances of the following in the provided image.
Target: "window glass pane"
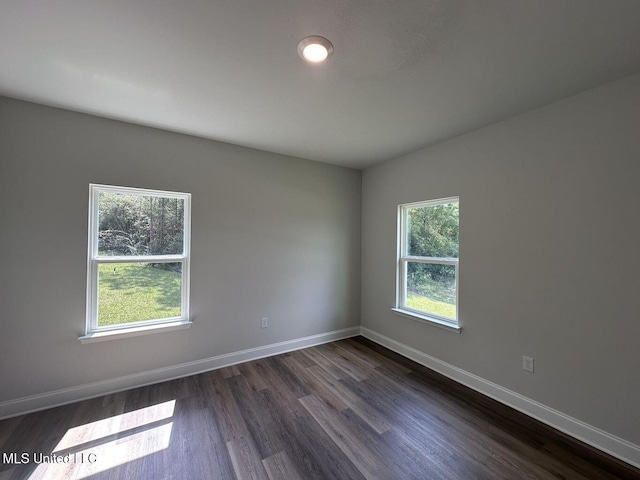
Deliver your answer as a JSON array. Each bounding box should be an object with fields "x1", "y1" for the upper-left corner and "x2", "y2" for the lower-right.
[
  {"x1": 97, "y1": 262, "x2": 182, "y2": 326},
  {"x1": 405, "y1": 262, "x2": 456, "y2": 320},
  {"x1": 407, "y1": 202, "x2": 459, "y2": 258},
  {"x1": 98, "y1": 192, "x2": 184, "y2": 256}
]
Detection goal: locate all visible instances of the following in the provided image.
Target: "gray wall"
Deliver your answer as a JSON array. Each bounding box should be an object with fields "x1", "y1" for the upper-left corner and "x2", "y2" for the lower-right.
[
  {"x1": 1, "y1": 72, "x2": 638, "y2": 449},
  {"x1": 361, "y1": 73, "x2": 640, "y2": 445},
  {"x1": 0, "y1": 97, "x2": 361, "y2": 402}
]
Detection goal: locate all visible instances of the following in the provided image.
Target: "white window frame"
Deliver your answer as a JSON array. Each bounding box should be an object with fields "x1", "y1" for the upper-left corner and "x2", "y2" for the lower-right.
[
  {"x1": 81, "y1": 184, "x2": 192, "y2": 343},
  {"x1": 394, "y1": 197, "x2": 460, "y2": 332}
]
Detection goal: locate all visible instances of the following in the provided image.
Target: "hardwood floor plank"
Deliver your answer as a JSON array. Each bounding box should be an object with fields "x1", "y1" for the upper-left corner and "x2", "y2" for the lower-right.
[
  {"x1": 226, "y1": 364, "x2": 365, "y2": 479},
  {"x1": 329, "y1": 343, "x2": 384, "y2": 377},
  {"x1": 259, "y1": 388, "x2": 367, "y2": 480},
  {"x1": 541, "y1": 441, "x2": 626, "y2": 480},
  {"x1": 227, "y1": 436, "x2": 270, "y2": 480},
  {"x1": 0, "y1": 416, "x2": 23, "y2": 453},
  {"x1": 262, "y1": 450, "x2": 303, "y2": 480},
  {"x1": 307, "y1": 365, "x2": 391, "y2": 434},
  {"x1": 358, "y1": 367, "x2": 588, "y2": 480},
  {"x1": 337, "y1": 374, "x2": 498, "y2": 480},
  {"x1": 284, "y1": 349, "x2": 317, "y2": 368},
  {"x1": 237, "y1": 362, "x2": 269, "y2": 392},
  {"x1": 378, "y1": 427, "x2": 460, "y2": 480},
  {"x1": 250, "y1": 357, "x2": 308, "y2": 402},
  {"x1": 168, "y1": 405, "x2": 236, "y2": 480},
  {"x1": 278, "y1": 355, "x2": 348, "y2": 412},
  {"x1": 100, "y1": 389, "x2": 129, "y2": 408},
  {"x1": 339, "y1": 407, "x2": 450, "y2": 480},
  {"x1": 371, "y1": 355, "x2": 625, "y2": 480},
  {"x1": 299, "y1": 394, "x2": 394, "y2": 480},
  {"x1": 227, "y1": 376, "x2": 287, "y2": 458},
  {"x1": 265, "y1": 356, "x2": 309, "y2": 399},
  {"x1": 204, "y1": 370, "x2": 251, "y2": 442},
  {"x1": 313, "y1": 344, "x2": 370, "y2": 381},
  {"x1": 0, "y1": 468, "x2": 14, "y2": 480},
  {"x1": 229, "y1": 376, "x2": 362, "y2": 480},
  {"x1": 220, "y1": 364, "x2": 242, "y2": 379},
  {"x1": 254, "y1": 375, "x2": 307, "y2": 420},
  {"x1": 346, "y1": 337, "x2": 413, "y2": 374},
  {"x1": 301, "y1": 348, "x2": 348, "y2": 380}
]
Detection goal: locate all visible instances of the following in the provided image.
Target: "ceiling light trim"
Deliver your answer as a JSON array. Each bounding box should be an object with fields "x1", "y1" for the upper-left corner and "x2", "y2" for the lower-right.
[{"x1": 297, "y1": 36, "x2": 334, "y2": 64}]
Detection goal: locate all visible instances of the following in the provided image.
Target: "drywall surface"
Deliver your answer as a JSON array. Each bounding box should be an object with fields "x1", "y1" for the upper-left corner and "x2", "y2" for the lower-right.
[
  {"x1": 0, "y1": 97, "x2": 361, "y2": 403},
  {"x1": 361, "y1": 73, "x2": 640, "y2": 445}
]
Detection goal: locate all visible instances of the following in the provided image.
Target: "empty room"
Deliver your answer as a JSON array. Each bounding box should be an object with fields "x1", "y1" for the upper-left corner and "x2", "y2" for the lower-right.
[{"x1": 1, "y1": 1, "x2": 639, "y2": 479}]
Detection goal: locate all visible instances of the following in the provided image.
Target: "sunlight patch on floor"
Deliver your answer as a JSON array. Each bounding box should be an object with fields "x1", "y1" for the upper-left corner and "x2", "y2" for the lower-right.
[{"x1": 29, "y1": 400, "x2": 175, "y2": 479}]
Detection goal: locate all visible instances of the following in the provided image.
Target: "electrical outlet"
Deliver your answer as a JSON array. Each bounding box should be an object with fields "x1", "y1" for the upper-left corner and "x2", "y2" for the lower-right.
[
  {"x1": 522, "y1": 356, "x2": 534, "y2": 373},
  {"x1": 261, "y1": 317, "x2": 268, "y2": 329}
]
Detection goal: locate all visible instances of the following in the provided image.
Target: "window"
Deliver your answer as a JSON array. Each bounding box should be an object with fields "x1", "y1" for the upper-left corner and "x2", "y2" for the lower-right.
[
  {"x1": 396, "y1": 197, "x2": 459, "y2": 328},
  {"x1": 83, "y1": 184, "x2": 191, "y2": 341}
]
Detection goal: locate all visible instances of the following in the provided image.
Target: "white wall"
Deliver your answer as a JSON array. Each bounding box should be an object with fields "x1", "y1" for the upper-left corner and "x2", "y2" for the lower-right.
[
  {"x1": 0, "y1": 97, "x2": 361, "y2": 404},
  {"x1": 361, "y1": 74, "x2": 640, "y2": 446}
]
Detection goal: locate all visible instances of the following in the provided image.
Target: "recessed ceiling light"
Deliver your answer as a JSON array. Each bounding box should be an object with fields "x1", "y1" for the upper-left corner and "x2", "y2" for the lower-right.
[{"x1": 298, "y1": 36, "x2": 334, "y2": 64}]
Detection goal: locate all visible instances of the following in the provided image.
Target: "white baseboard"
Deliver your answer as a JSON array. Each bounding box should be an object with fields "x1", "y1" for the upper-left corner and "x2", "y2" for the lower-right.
[
  {"x1": 0, "y1": 326, "x2": 360, "y2": 420},
  {"x1": 360, "y1": 326, "x2": 640, "y2": 470}
]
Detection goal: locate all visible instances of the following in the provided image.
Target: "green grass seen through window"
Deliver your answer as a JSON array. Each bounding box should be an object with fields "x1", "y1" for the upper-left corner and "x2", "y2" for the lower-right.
[
  {"x1": 98, "y1": 263, "x2": 182, "y2": 326},
  {"x1": 406, "y1": 293, "x2": 456, "y2": 320}
]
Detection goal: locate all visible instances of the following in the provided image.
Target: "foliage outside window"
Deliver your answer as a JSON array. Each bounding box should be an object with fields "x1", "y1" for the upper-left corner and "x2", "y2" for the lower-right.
[
  {"x1": 397, "y1": 197, "x2": 459, "y2": 326},
  {"x1": 86, "y1": 184, "x2": 191, "y2": 333}
]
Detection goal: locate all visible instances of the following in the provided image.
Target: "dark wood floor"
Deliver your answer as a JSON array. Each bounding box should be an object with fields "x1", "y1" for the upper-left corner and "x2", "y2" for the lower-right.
[{"x1": 1, "y1": 337, "x2": 638, "y2": 480}]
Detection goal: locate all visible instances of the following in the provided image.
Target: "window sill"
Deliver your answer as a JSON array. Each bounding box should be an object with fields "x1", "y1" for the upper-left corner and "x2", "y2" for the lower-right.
[
  {"x1": 391, "y1": 308, "x2": 461, "y2": 334},
  {"x1": 79, "y1": 320, "x2": 193, "y2": 344}
]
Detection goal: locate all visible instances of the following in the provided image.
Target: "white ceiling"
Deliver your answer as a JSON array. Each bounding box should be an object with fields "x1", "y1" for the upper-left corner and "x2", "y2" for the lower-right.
[{"x1": 1, "y1": 1, "x2": 639, "y2": 169}]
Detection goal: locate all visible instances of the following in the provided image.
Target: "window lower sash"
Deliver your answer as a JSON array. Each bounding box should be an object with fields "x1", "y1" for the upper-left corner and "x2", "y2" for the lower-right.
[{"x1": 399, "y1": 257, "x2": 459, "y2": 324}]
